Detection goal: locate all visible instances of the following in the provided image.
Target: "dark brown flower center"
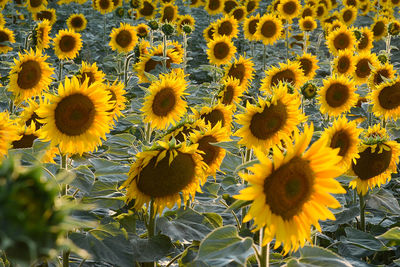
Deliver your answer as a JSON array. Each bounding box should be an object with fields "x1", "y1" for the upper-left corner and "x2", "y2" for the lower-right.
[
  {"x1": 222, "y1": 84, "x2": 235, "y2": 105},
  {"x1": 137, "y1": 151, "x2": 196, "y2": 197},
  {"x1": 59, "y1": 35, "x2": 76, "y2": 52},
  {"x1": 197, "y1": 135, "x2": 221, "y2": 166},
  {"x1": 316, "y1": 5, "x2": 325, "y2": 17},
  {"x1": 246, "y1": 0, "x2": 256, "y2": 12},
  {"x1": 26, "y1": 112, "x2": 43, "y2": 129},
  {"x1": 0, "y1": 30, "x2": 10, "y2": 47},
  {"x1": 12, "y1": 134, "x2": 38, "y2": 149},
  {"x1": 248, "y1": 19, "x2": 259, "y2": 35},
  {"x1": 325, "y1": 82, "x2": 350, "y2": 108},
  {"x1": 200, "y1": 109, "x2": 225, "y2": 128},
  {"x1": 330, "y1": 130, "x2": 350, "y2": 157},
  {"x1": 271, "y1": 69, "x2": 296, "y2": 87},
  {"x1": 213, "y1": 42, "x2": 230, "y2": 60},
  {"x1": 378, "y1": 81, "x2": 400, "y2": 110},
  {"x1": 116, "y1": 30, "x2": 132, "y2": 48},
  {"x1": 299, "y1": 57, "x2": 313, "y2": 77},
  {"x1": 373, "y1": 21, "x2": 385, "y2": 38},
  {"x1": 161, "y1": 6, "x2": 175, "y2": 23},
  {"x1": 337, "y1": 56, "x2": 351, "y2": 73},
  {"x1": 302, "y1": 8, "x2": 313, "y2": 18},
  {"x1": 343, "y1": 10, "x2": 353, "y2": 22},
  {"x1": 218, "y1": 21, "x2": 233, "y2": 36},
  {"x1": 151, "y1": 87, "x2": 176, "y2": 116},
  {"x1": 17, "y1": 60, "x2": 42, "y2": 90},
  {"x1": 333, "y1": 32, "x2": 351, "y2": 51},
  {"x1": 99, "y1": 0, "x2": 110, "y2": 9},
  {"x1": 79, "y1": 71, "x2": 95, "y2": 85},
  {"x1": 355, "y1": 58, "x2": 372, "y2": 79},
  {"x1": 54, "y1": 93, "x2": 96, "y2": 136},
  {"x1": 30, "y1": 0, "x2": 42, "y2": 8},
  {"x1": 260, "y1": 20, "x2": 277, "y2": 38},
  {"x1": 358, "y1": 32, "x2": 369, "y2": 50},
  {"x1": 140, "y1": 1, "x2": 155, "y2": 16},
  {"x1": 223, "y1": 0, "x2": 237, "y2": 13},
  {"x1": 352, "y1": 146, "x2": 392, "y2": 180},
  {"x1": 282, "y1": 1, "x2": 297, "y2": 15},
  {"x1": 373, "y1": 69, "x2": 390, "y2": 87},
  {"x1": 232, "y1": 8, "x2": 245, "y2": 21},
  {"x1": 302, "y1": 20, "x2": 314, "y2": 31},
  {"x1": 228, "y1": 63, "x2": 245, "y2": 84},
  {"x1": 145, "y1": 52, "x2": 173, "y2": 73},
  {"x1": 208, "y1": 0, "x2": 221, "y2": 10},
  {"x1": 36, "y1": 11, "x2": 53, "y2": 22},
  {"x1": 264, "y1": 156, "x2": 314, "y2": 220},
  {"x1": 249, "y1": 100, "x2": 287, "y2": 140},
  {"x1": 71, "y1": 17, "x2": 83, "y2": 29}
]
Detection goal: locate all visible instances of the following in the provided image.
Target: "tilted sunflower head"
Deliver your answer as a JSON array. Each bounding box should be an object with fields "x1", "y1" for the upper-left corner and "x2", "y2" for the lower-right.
[{"x1": 301, "y1": 82, "x2": 318, "y2": 99}]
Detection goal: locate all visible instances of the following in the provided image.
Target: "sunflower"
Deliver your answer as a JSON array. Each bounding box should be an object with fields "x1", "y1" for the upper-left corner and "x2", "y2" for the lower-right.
[
  {"x1": 66, "y1": 14, "x2": 87, "y2": 32},
  {"x1": 229, "y1": 6, "x2": 247, "y2": 22},
  {"x1": 0, "y1": 112, "x2": 20, "y2": 159},
  {"x1": 18, "y1": 99, "x2": 44, "y2": 130},
  {"x1": 141, "y1": 71, "x2": 188, "y2": 130},
  {"x1": 53, "y1": 29, "x2": 82, "y2": 60},
  {"x1": 134, "y1": 44, "x2": 182, "y2": 83},
  {"x1": 340, "y1": 6, "x2": 357, "y2": 26},
  {"x1": 0, "y1": 13, "x2": 5, "y2": 27},
  {"x1": 278, "y1": 0, "x2": 301, "y2": 20},
  {"x1": 299, "y1": 17, "x2": 317, "y2": 32},
  {"x1": 244, "y1": 14, "x2": 260, "y2": 41},
  {"x1": 11, "y1": 124, "x2": 39, "y2": 149},
  {"x1": 260, "y1": 60, "x2": 305, "y2": 93},
  {"x1": 356, "y1": 27, "x2": 374, "y2": 52},
  {"x1": 325, "y1": 20, "x2": 346, "y2": 36},
  {"x1": 137, "y1": 0, "x2": 156, "y2": 19},
  {"x1": 163, "y1": 120, "x2": 206, "y2": 143},
  {"x1": 369, "y1": 78, "x2": 400, "y2": 120},
  {"x1": 255, "y1": 14, "x2": 282, "y2": 45},
  {"x1": 120, "y1": 141, "x2": 206, "y2": 213},
  {"x1": 207, "y1": 35, "x2": 237, "y2": 66},
  {"x1": 94, "y1": 0, "x2": 114, "y2": 14},
  {"x1": 76, "y1": 61, "x2": 105, "y2": 86},
  {"x1": 8, "y1": 49, "x2": 54, "y2": 102},
  {"x1": 0, "y1": 0, "x2": 9, "y2": 9},
  {"x1": 320, "y1": 116, "x2": 362, "y2": 171},
  {"x1": 318, "y1": 74, "x2": 358, "y2": 116},
  {"x1": 134, "y1": 23, "x2": 150, "y2": 39},
  {"x1": 112, "y1": 0, "x2": 122, "y2": 7},
  {"x1": 33, "y1": 8, "x2": 57, "y2": 25},
  {"x1": 223, "y1": 55, "x2": 254, "y2": 91},
  {"x1": 189, "y1": 0, "x2": 203, "y2": 8},
  {"x1": 177, "y1": 15, "x2": 195, "y2": 35},
  {"x1": 349, "y1": 126, "x2": 400, "y2": 195},
  {"x1": 300, "y1": 4, "x2": 316, "y2": 18},
  {"x1": 235, "y1": 123, "x2": 345, "y2": 253},
  {"x1": 245, "y1": 0, "x2": 258, "y2": 13},
  {"x1": 203, "y1": 23, "x2": 216, "y2": 42},
  {"x1": 205, "y1": 0, "x2": 224, "y2": 15},
  {"x1": 0, "y1": 27, "x2": 15, "y2": 54},
  {"x1": 235, "y1": 83, "x2": 305, "y2": 150},
  {"x1": 36, "y1": 76, "x2": 113, "y2": 155},
  {"x1": 359, "y1": 1, "x2": 370, "y2": 15},
  {"x1": 190, "y1": 122, "x2": 229, "y2": 177},
  {"x1": 296, "y1": 53, "x2": 319, "y2": 80},
  {"x1": 160, "y1": 3, "x2": 178, "y2": 23},
  {"x1": 368, "y1": 63, "x2": 396, "y2": 90},
  {"x1": 218, "y1": 76, "x2": 244, "y2": 107},
  {"x1": 326, "y1": 26, "x2": 356, "y2": 56},
  {"x1": 26, "y1": 0, "x2": 47, "y2": 13},
  {"x1": 214, "y1": 15, "x2": 239, "y2": 39},
  {"x1": 35, "y1": 19, "x2": 51, "y2": 50},
  {"x1": 109, "y1": 23, "x2": 138, "y2": 54},
  {"x1": 223, "y1": 0, "x2": 238, "y2": 14},
  {"x1": 314, "y1": 4, "x2": 328, "y2": 20},
  {"x1": 353, "y1": 51, "x2": 379, "y2": 84},
  {"x1": 332, "y1": 49, "x2": 355, "y2": 76},
  {"x1": 371, "y1": 17, "x2": 388, "y2": 41},
  {"x1": 106, "y1": 79, "x2": 126, "y2": 121},
  {"x1": 192, "y1": 103, "x2": 233, "y2": 130}
]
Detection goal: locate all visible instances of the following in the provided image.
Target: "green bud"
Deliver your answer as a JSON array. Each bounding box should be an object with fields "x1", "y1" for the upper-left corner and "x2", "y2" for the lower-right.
[
  {"x1": 377, "y1": 53, "x2": 388, "y2": 64},
  {"x1": 182, "y1": 25, "x2": 193, "y2": 34},
  {"x1": 388, "y1": 21, "x2": 400, "y2": 36},
  {"x1": 148, "y1": 20, "x2": 159, "y2": 31},
  {"x1": 301, "y1": 82, "x2": 318, "y2": 99},
  {"x1": 161, "y1": 23, "x2": 175, "y2": 36}
]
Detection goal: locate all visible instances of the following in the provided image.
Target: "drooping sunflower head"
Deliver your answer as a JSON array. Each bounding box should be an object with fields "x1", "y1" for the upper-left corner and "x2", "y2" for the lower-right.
[
  {"x1": 105, "y1": 79, "x2": 126, "y2": 121},
  {"x1": 206, "y1": 35, "x2": 237, "y2": 66},
  {"x1": 340, "y1": 5, "x2": 357, "y2": 26},
  {"x1": 176, "y1": 15, "x2": 195, "y2": 35},
  {"x1": 356, "y1": 27, "x2": 374, "y2": 52},
  {"x1": 218, "y1": 76, "x2": 244, "y2": 108},
  {"x1": 137, "y1": 0, "x2": 156, "y2": 19},
  {"x1": 11, "y1": 123, "x2": 39, "y2": 149},
  {"x1": 53, "y1": 29, "x2": 82, "y2": 60},
  {"x1": 296, "y1": 53, "x2": 319, "y2": 80},
  {"x1": 18, "y1": 99, "x2": 44, "y2": 130},
  {"x1": 205, "y1": 0, "x2": 224, "y2": 15},
  {"x1": 326, "y1": 26, "x2": 356, "y2": 56},
  {"x1": 134, "y1": 23, "x2": 149, "y2": 39},
  {"x1": 94, "y1": 0, "x2": 114, "y2": 14},
  {"x1": 34, "y1": 19, "x2": 51, "y2": 50},
  {"x1": 388, "y1": 20, "x2": 400, "y2": 36},
  {"x1": 189, "y1": 122, "x2": 229, "y2": 177},
  {"x1": 223, "y1": 55, "x2": 255, "y2": 91},
  {"x1": 109, "y1": 23, "x2": 138, "y2": 54},
  {"x1": 301, "y1": 82, "x2": 318, "y2": 99},
  {"x1": 214, "y1": 15, "x2": 239, "y2": 39},
  {"x1": 244, "y1": 0, "x2": 259, "y2": 13},
  {"x1": 120, "y1": 141, "x2": 206, "y2": 213},
  {"x1": 317, "y1": 74, "x2": 358, "y2": 116},
  {"x1": 159, "y1": 3, "x2": 178, "y2": 23},
  {"x1": 371, "y1": 16, "x2": 388, "y2": 41},
  {"x1": 299, "y1": 16, "x2": 317, "y2": 32},
  {"x1": 369, "y1": 77, "x2": 400, "y2": 120},
  {"x1": 260, "y1": 60, "x2": 305, "y2": 93},
  {"x1": 235, "y1": 83, "x2": 306, "y2": 149},
  {"x1": 235, "y1": 123, "x2": 345, "y2": 253},
  {"x1": 255, "y1": 14, "x2": 283, "y2": 45},
  {"x1": 244, "y1": 14, "x2": 261, "y2": 41},
  {"x1": 66, "y1": 13, "x2": 87, "y2": 32},
  {"x1": 0, "y1": 27, "x2": 15, "y2": 54},
  {"x1": 353, "y1": 51, "x2": 379, "y2": 84},
  {"x1": 36, "y1": 76, "x2": 113, "y2": 156},
  {"x1": 314, "y1": 4, "x2": 328, "y2": 20},
  {"x1": 321, "y1": 116, "x2": 362, "y2": 171},
  {"x1": 367, "y1": 62, "x2": 396, "y2": 90},
  {"x1": 324, "y1": 19, "x2": 345, "y2": 36},
  {"x1": 25, "y1": 0, "x2": 47, "y2": 13},
  {"x1": 163, "y1": 119, "x2": 206, "y2": 143},
  {"x1": 0, "y1": 111, "x2": 21, "y2": 159},
  {"x1": 141, "y1": 71, "x2": 188, "y2": 130},
  {"x1": 229, "y1": 6, "x2": 247, "y2": 22},
  {"x1": 332, "y1": 49, "x2": 355, "y2": 76},
  {"x1": 300, "y1": 5, "x2": 316, "y2": 18},
  {"x1": 76, "y1": 61, "x2": 105, "y2": 86},
  {"x1": 32, "y1": 8, "x2": 57, "y2": 25},
  {"x1": 203, "y1": 22, "x2": 217, "y2": 42},
  {"x1": 8, "y1": 48, "x2": 54, "y2": 102},
  {"x1": 193, "y1": 103, "x2": 233, "y2": 130},
  {"x1": 223, "y1": 0, "x2": 238, "y2": 14},
  {"x1": 278, "y1": 0, "x2": 301, "y2": 20}
]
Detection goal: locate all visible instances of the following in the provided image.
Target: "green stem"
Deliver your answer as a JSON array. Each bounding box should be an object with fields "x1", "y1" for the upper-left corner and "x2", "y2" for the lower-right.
[
  {"x1": 58, "y1": 61, "x2": 64, "y2": 81},
  {"x1": 62, "y1": 250, "x2": 70, "y2": 267},
  {"x1": 183, "y1": 32, "x2": 188, "y2": 72},
  {"x1": 259, "y1": 229, "x2": 270, "y2": 267},
  {"x1": 251, "y1": 42, "x2": 255, "y2": 58},
  {"x1": 359, "y1": 193, "x2": 366, "y2": 231},
  {"x1": 263, "y1": 44, "x2": 266, "y2": 71},
  {"x1": 124, "y1": 53, "x2": 135, "y2": 87},
  {"x1": 386, "y1": 35, "x2": 392, "y2": 63},
  {"x1": 145, "y1": 122, "x2": 152, "y2": 144},
  {"x1": 8, "y1": 99, "x2": 14, "y2": 114},
  {"x1": 149, "y1": 30, "x2": 154, "y2": 47},
  {"x1": 285, "y1": 22, "x2": 289, "y2": 62},
  {"x1": 303, "y1": 32, "x2": 308, "y2": 54},
  {"x1": 143, "y1": 200, "x2": 156, "y2": 267},
  {"x1": 162, "y1": 34, "x2": 168, "y2": 73}
]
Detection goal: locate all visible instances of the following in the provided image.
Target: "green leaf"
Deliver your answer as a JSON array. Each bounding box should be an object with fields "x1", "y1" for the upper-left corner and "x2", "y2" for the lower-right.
[
  {"x1": 70, "y1": 165, "x2": 95, "y2": 195},
  {"x1": 285, "y1": 246, "x2": 353, "y2": 267},
  {"x1": 366, "y1": 188, "x2": 400, "y2": 215},
  {"x1": 234, "y1": 159, "x2": 259, "y2": 174},
  {"x1": 89, "y1": 222, "x2": 128, "y2": 240},
  {"x1": 377, "y1": 227, "x2": 400, "y2": 246},
  {"x1": 130, "y1": 234, "x2": 174, "y2": 262},
  {"x1": 203, "y1": 213, "x2": 223, "y2": 228},
  {"x1": 224, "y1": 199, "x2": 252, "y2": 213},
  {"x1": 194, "y1": 225, "x2": 253, "y2": 267},
  {"x1": 89, "y1": 158, "x2": 129, "y2": 182}
]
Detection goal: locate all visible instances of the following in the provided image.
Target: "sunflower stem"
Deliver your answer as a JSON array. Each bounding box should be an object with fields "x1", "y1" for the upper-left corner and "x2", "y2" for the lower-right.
[
  {"x1": 8, "y1": 99, "x2": 14, "y2": 114},
  {"x1": 251, "y1": 42, "x2": 255, "y2": 58},
  {"x1": 259, "y1": 229, "x2": 270, "y2": 267},
  {"x1": 385, "y1": 35, "x2": 391, "y2": 63},
  {"x1": 61, "y1": 153, "x2": 70, "y2": 267},
  {"x1": 145, "y1": 122, "x2": 152, "y2": 144},
  {"x1": 382, "y1": 117, "x2": 386, "y2": 128},
  {"x1": 162, "y1": 33, "x2": 168, "y2": 73},
  {"x1": 62, "y1": 250, "x2": 70, "y2": 267},
  {"x1": 359, "y1": 193, "x2": 366, "y2": 231},
  {"x1": 285, "y1": 22, "x2": 289, "y2": 62},
  {"x1": 124, "y1": 53, "x2": 135, "y2": 87},
  {"x1": 303, "y1": 32, "x2": 308, "y2": 54},
  {"x1": 149, "y1": 30, "x2": 154, "y2": 47},
  {"x1": 58, "y1": 61, "x2": 64, "y2": 81},
  {"x1": 183, "y1": 32, "x2": 188, "y2": 72},
  {"x1": 263, "y1": 44, "x2": 266, "y2": 71}
]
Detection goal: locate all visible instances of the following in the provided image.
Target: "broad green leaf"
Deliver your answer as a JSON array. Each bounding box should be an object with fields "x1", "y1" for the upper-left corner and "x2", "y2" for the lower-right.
[
  {"x1": 130, "y1": 234, "x2": 174, "y2": 262},
  {"x1": 70, "y1": 165, "x2": 95, "y2": 195},
  {"x1": 194, "y1": 225, "x2": 253, "y2": 267},
  {"x1": 234, "y1": 159, "x2": 260, "y2": 174},
  {"x1": 225, "y1": 199, "x2": 252, "y2": 212},
  {"x1": 377, "y1": 227, "x2": 400, "y2": 246},
  {"x1": 203, "y1": 213, "x2": 223, "y2": 228},
  {"x1": 285, "y1": 246, "x2": 352, "y2": 267},
  {"x1": 89, "y1": 158, "x2": 129, "y2": 182},
  {"x1": 366, "y1": 188, "x2": 400, "y2": 215}
]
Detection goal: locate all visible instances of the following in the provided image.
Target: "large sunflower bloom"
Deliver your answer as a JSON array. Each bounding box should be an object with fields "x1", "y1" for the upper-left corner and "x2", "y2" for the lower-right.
[
  {"x1": 8, "y1": 49, "x2": 54, "y2": 101},
  {"x1": 141, "y1": 71, "x2": 188, "y2": 130},
  {"x1": 235, "y1": 124, "x2": 345, "y2": 253},
  {"x1": 278, "y1": 0, "x2": 301, "y2": 20},
  {"x1": 109, "y1": 23, "x2": 138, "y2": 54},
  {"x1": 120, "y1": 141, "x2": 206, "y2": 214},
  {"x1": 369, "y1": 78, "x2": 400, "y2": 120},
  {"x1": 223, "y1": 55, "x2": 255, "y2": 91},
  {"x1": 296, "y1": 53, "x2": 319, "y2": 80},
  {"x1": 332, "y1": 49, "x2": 355, "y2": 76},
  {"x1": 214, "y1": 15, "x2": 239, "y2": 39},
  {"x1": 244, "y1": 14, "x2": 261, "y2": 41},
  {"x1": 0, "y1": 112, "x2": 20, "y2": 159},
  {"x1": 218, "y1": 76, "x2": 244, "y2": 107},
  {"x1": 36, "y1": 76, "x2": 113, "y2": 155},
  {"x1": 0, "y1": 27, "x2": 15, "y2": 54},
  {"x1": 326, "y1": 26, "x2": 356, "y2": 56},
  {"x1": 207, "y1": 35, "x2": 237, "y2": 66},
  {"x1": 353, "y1": 51, "x2": 379, "y2": 85},
  {"x1": 367, "y1": 63, "x2": 396, "y2": 90},
  {"x1": 235, "y1": 83, "x2": 306, "y2": 149},
  {"x1": 26, "y1": 0, "x2": 47, "y2": 13},
  {"x1": 192, "y1": 103, "x2": 233, "y2": 130},
  {"x1": 33, "y1": 8, "x2": 57, "y2": 25},
  {"x1": 66, "y1": 13, "x2": 87, "y2": 32},
  {"x1": 255, "y1": 14, "x2": 282, "y2": 45},
  {"x1": 35, "y1": 19, "x2": 52, "y2": 50},
  {"x1": 76, "y1": 61, "x2": 105, "y2": 86},
  {"x1": 53, "y1": 29, "x2": 82, "y2": 60}
]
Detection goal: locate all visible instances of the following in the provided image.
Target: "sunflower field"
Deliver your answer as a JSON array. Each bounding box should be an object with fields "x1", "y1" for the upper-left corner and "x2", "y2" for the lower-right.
[{"x1": 2, "y1": 0, "x2": 400, "y2": 266}]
